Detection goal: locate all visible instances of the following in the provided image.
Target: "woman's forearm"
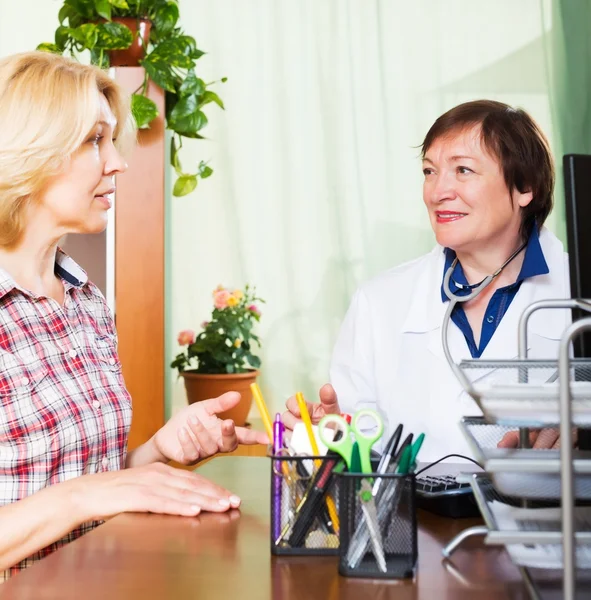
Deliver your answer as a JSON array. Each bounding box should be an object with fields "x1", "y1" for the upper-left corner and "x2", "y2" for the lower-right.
[{"x1": 0, "y1": 480, "x2": 91, "y2": 572}]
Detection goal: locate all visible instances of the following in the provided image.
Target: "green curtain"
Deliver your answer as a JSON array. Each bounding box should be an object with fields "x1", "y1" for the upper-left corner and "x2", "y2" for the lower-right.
[{"x1": 545, "y1": 0, "x2": 591, "y2": 244}]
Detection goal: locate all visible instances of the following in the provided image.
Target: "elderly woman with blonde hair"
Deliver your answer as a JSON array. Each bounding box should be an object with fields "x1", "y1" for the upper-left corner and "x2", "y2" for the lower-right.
[{"x1": 0, "y1": 51, "x2": 266, "y2": 578}]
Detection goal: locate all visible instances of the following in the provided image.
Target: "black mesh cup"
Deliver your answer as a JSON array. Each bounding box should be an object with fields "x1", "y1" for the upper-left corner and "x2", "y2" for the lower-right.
[
  {"x1": 337, "y1": 472, "x2": 417, "y2": 578},
  {"x1": 269, "y1": 452, "x2": 344, "y2": 555}
]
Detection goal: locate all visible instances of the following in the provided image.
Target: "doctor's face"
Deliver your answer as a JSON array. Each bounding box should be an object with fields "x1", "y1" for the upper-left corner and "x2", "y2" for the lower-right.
[{"x1": 422, "y1": 125, "x2": 532, "y2": 255}]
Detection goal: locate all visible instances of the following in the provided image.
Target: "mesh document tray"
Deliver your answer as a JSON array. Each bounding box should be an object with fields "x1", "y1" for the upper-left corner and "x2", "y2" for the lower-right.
[
  {"x1": 461, "y1": 417, "x2": 591, "y2": 500},
  {"x1": 459, "y1": 358, "x2": 591, "y2": 427},
  {"x1": 470, "y1": 474, "x2": 591, "y2": 570}
]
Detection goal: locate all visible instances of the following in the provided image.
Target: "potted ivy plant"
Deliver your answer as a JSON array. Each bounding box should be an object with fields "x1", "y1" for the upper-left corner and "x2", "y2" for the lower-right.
[
  {"x1": 171, "y1": 285, "x2": 265, "y2": 426},
  {"x1": 37, "y1": 0, "x2": 225, "y2": 196}
]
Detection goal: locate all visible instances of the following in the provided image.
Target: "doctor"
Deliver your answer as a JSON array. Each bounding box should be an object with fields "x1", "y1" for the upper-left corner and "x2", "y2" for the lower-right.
[{"x1": 283, "y1": 100, "x2": 569, "y2": 461}]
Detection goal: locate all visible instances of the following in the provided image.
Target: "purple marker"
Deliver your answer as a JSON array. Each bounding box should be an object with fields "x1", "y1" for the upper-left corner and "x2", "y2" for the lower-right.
[{"x1": 272, "y1": 413, "x2": 284, "y2": 541}]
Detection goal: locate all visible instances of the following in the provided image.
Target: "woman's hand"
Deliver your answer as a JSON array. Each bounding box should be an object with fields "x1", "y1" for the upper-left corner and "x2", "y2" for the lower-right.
[
  {"x1": 148, "y1": 392, "x2": 268, "y2": 465},
  {"x1": 77, "y1": 462, "x2": 242, "y2": 521},
  {"x1": 0, "y1": 463, "x2": 242, "y2": 572},
  {"x1": 497, "y1": 428, "x2": 578, "y2": 449},
  {"x1": 281, "y1": 383, "x2": 341, "y2": 432}
]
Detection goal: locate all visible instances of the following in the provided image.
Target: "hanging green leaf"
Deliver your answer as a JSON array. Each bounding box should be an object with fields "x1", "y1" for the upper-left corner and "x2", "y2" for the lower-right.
[
  {"x1": 95, "y1": 0, "x2": 111, "y2": 20},
  {"x1": 170, "y1": 137, "x2": 183, "y2": 174},
  {"x1": 55, "y1": 26, "x2": 70, "y2": 50},
  {"x1": 147, "y1": 38, "x2": 194, "y2": 68},
  {"x1": 168, "y1": 95, "x2": 208, "y2": 135},
  {"x1": 198, "y1": 161, "x2": 213, "y2": 179},
  {"x1": 58, "y1": 4, "x2": 77, "y2": 24},
  {"x1": 140, "y1": 56, "x2": 179, "y2": 92},
  {"x1": 64, "y1": 0, "x2": 95, "y2": 19},
  {"x1": 69, "y1": 23, "x2": 99, "y2": 49},
  {"x1": 200, "y1": 90, "x2": 225, "y2": 110},
  {"x1": 152, "y1": 1, "x2": 179, "y2": 38},
  {"x1": 90, "y1": 47, "x2": 109, "y2": 67},
  {"x1": 109, "y1": 0, "x2": 129, "y2": 9},
  {"x1": 96, "y1": 21, "x2": 133, "y2": 49},
  {"x1": 173, "y1": 174, "x2": 198, "y2": 197},
  {"x1": 131, "y1": 94, "x2": 159, "y2": 129},
  {"x1": 36, "y1": 42, "x2": 62, "y2": 54},
  {"x1": 178, "y1": 70, "x2": 205, "y2": 97}
]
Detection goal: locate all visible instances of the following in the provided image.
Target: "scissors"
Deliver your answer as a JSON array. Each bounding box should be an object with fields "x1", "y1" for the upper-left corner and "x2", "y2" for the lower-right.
[
  {"x1": 318, "y1": 409, "x2": 387, "y2": 572},
  {"x1": 317, "y1": 408, "x2": 384, "y2": 474}
]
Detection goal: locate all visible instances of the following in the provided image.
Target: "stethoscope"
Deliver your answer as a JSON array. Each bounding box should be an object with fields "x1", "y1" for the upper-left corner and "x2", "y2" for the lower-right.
[{"x1": 441, "y1": 240, "x2": 527, "y2": 382}]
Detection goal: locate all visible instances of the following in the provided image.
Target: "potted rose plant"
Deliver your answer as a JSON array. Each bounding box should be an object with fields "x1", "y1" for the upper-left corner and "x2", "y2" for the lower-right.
[{"x1": 171, "y1": 285, "x2": 264, "y2": 426}]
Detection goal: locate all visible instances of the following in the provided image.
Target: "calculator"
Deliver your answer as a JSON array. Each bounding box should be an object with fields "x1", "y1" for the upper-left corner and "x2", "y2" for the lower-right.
[{"x1": 415, "y1": 474, "x2": 481, "y2": 518}]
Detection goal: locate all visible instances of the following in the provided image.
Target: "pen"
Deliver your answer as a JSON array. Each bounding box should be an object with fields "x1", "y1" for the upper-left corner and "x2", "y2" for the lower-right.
[
  {"x1": 347, "y1": 432, "x2": 417, "y2": 568},
  {"x1": 295, "y1": 391, "x2": 340, "y2": 533},
  {"x1": 408, "y1": 433, "x2": 425, "y2": 473},
  {"x1": 372, "y1": 423, "x2": 403, "y2": 495},
  {"x1": 272, "y1": 413, "x2": 284, "y2": 541},
  {"x1": 251, "y1": 382, "x2": 273, "y2": 441},
  {"x1": 281, "y1": 451, "x2": 344, "y2": 547}
]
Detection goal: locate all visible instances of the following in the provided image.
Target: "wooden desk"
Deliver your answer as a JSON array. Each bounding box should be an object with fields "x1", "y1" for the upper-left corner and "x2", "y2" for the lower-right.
[{"x1": 0, "y1": 457, "x2": 529, "y2": 599}]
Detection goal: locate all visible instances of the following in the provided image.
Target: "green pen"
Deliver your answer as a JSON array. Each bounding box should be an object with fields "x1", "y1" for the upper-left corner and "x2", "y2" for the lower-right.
[
  {"x1": 396, "y1": 445, "x2": 411, "y2": 475},
  {"x1": 409, "y1": 433, "x2": 425, "y2": 473}
]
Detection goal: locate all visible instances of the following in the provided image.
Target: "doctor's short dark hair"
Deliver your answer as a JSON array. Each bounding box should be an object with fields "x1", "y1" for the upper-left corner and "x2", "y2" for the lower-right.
[{"x1": 421, "y1": 99, "x2": 554, "y2": 241}]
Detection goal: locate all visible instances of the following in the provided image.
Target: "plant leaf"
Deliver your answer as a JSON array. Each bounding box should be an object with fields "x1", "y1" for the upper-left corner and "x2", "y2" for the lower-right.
[
  {"x1": 178, "y1": 70, "x2": 205, "y2": 97},
  {"x1": 198, "y1": 162, "x2": 213, "y2": 179},
  {"x1": 109, "y1": 0, "x2": 129, "y2": 8},
  {"x1": 173, "y1": 174, "x2": 198, "y2": 197},
  {"x1": 55, "y1": 26, "x2": 70, "y2": 50},
  {"x1": 90, "y1": 47, "x2": 110, "y2": 67},
  {"x1": 36, "y1": 43, "x2": 62, "y2": 54},
  {"x1": 200, "y1": 90, "x2": 224, "y2": 110},
  {"x1": 168, "y1": 95, "x2": 208, "y2": 136},
  {"x1": 64, "y1": 0, "x2": 95, "y2": 19},
  {"x1": 147, "y1": 37, "x2": 194, "y2": 69},
  {"x1": 152, "y1": 1, "x2": 179, "y2": 38},
  {"x1": 95, "y1": 0, "x2": 111, "y2": 20},
  {"x1": 96, "y1": 21, "x2": 133, "y2": 49},
  {"x1": 69, "y1": 23, "x2": 98, "y2": 49},
  {"x1": 141, "y1": 56, "x2": 179, "y2": 92},
  {"x1": 170, "y1": 137, "x2": 183, "y2": 174},
  {"x1": 58, "y1": 4, "x2": 77, "y2": 24},
  {"x1": 131, "y1": 94, "x2": 159, "y2": 129}
]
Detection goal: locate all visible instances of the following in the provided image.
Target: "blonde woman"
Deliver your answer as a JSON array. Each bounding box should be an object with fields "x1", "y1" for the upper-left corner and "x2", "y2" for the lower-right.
[{"x1": 0, "y1": 51, "x2": 266, "y2": 578}]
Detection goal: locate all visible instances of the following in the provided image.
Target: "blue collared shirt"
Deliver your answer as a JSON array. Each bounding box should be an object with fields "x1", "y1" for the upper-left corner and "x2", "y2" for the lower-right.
[{"x1": 440, "y1": 228, "x2": 549, "y2": 358}]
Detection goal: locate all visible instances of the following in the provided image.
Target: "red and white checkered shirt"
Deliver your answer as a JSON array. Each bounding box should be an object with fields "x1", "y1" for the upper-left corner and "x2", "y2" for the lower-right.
[{"x1": 0, "y1": 250, "x2": 132, "y2": 579}]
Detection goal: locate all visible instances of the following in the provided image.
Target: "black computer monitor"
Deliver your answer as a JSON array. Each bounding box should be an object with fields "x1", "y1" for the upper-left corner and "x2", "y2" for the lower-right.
[
  {"x1": 563, "y1": 154, "x2": 591, "y2": 450},
  {"x1": 563, "y1": 154, "x2": 591, "y2": 356}
]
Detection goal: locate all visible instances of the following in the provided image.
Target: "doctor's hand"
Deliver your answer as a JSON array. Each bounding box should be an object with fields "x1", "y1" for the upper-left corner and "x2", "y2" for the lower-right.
[
  {"x1": 497, "y1": 427, "x2": 578, "y2": 450},
  {"x1": 282, "y1": 383, "x2": 341, "y2": 432},
  {"x1": 150, "y1": 392, "x2": 269, "y2": 465}
]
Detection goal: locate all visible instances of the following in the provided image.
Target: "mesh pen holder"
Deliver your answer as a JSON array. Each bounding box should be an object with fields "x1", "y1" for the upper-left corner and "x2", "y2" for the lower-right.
[
  {"x1": 269, "y1": 453, "x2": 343, "y2": 555},
  {"x1": 337, "y1": 472, "x2": 417, "y2": 579}
]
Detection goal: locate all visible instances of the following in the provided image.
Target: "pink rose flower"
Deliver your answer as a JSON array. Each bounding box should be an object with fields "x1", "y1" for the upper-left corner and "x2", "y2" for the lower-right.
[
  {"x1": 248, "y1": 304, "x2": 261, "y2": 317},
  {"x1": 177, "y1": 329, "x2": 195, "y2": 346},
  {"x1": 213, "y1": 289, "x2": 231, "y2": 309}
]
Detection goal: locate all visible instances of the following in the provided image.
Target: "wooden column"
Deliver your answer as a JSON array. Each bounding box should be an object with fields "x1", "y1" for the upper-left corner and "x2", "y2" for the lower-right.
[{"x1": 113, "y1": 68, "x2": 165, "y2": 449}]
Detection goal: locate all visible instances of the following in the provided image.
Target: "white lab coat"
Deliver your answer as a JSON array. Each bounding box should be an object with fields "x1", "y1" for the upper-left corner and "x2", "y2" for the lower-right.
[{"x1": 330, "y1": 227, "x2": 570, "y2": 461}]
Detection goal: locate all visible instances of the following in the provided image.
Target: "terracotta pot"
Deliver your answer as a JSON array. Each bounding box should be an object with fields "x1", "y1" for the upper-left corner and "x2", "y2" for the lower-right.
[
  {"x1": 181, "y1": 370, "x2": 259, "y2": 427},
  {"x1": 108, "y1": 17, "x2": 151, "y2": 67}
]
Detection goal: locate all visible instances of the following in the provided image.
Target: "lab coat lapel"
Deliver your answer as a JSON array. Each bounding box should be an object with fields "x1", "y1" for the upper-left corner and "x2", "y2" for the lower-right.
[{"x1": 400, "y1": 245, "x2": 475, "y2": 403}]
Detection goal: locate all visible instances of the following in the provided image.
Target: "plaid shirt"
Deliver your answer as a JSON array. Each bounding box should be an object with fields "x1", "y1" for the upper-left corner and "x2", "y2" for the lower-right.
[{"x1": 0, "y1": 250, "x2": 132, "y2": 579}]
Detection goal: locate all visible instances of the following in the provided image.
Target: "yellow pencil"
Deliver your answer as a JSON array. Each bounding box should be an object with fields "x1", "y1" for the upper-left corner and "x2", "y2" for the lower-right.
[
  {"x1": 251, "y1": 382, "x2": 273, "y2": 441},
  {"x1": 295, "y1": 391, "x2": 340, "y2": 533}
]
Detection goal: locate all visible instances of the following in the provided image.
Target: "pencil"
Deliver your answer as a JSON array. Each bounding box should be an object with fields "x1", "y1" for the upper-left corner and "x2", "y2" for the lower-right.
[{"x1": 251, "y1": 382, "x2": 273, "y2": 441}]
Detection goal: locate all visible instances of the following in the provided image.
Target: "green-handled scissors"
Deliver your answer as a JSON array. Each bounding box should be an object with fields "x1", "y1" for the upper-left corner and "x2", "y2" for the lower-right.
[{"x1": 317, "y1": 409, "x2": 384, "y2": 474}]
